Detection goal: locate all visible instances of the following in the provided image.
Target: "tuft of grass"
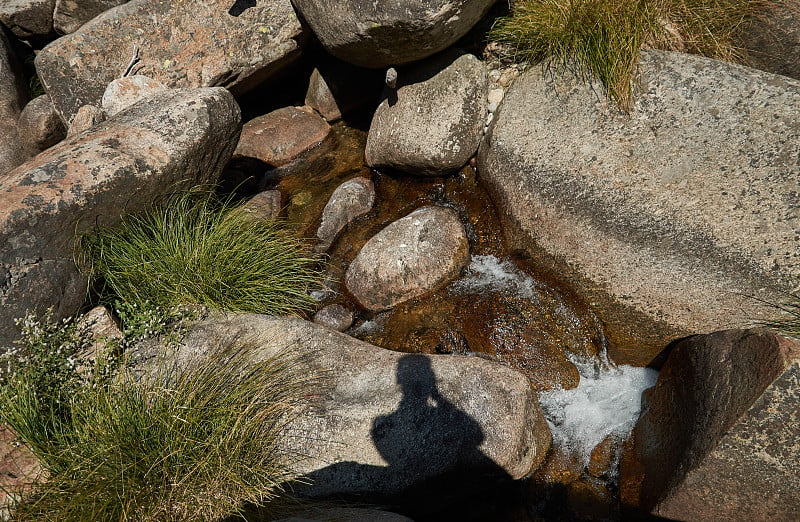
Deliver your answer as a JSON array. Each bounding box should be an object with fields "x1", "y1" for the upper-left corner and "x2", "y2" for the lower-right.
[
  {"x1": 80, "y1": 191, "x2": 321, "y2": 317},
  {"x1": 489, "y1": 0, "x2": 770, "y2": 110},
  {"x1": 756, "y1": 291, "x2": 800, "y2": 338},
  {"x1": 1, "y1": 311, "x2": 313, "y2": 521}
]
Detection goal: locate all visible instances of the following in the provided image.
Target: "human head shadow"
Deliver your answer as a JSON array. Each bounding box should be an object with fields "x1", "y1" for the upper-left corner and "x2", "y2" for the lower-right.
[{"x1": 290, "y1": 354, "x2": 524, "y2": 521}]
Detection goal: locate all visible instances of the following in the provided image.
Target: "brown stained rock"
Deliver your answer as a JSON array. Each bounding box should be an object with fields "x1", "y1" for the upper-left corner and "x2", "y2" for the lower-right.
[
  {"x1": 17, "y1": 95, "x2": 67, "y2": 156},
  {"x1": 0, "y1": 87, "x2": 240, "y2": 349},
  {"x1": 234, "y1": 107, "x2": 331, "y2": 167},
  {"x1": 54, "y1": 0, "x2": 129, "y2": 35},
  {"x1": 0, "y1": 29, "x2": 27, "y2": 176},
  {"x1": 0, "y1": 425, "x2": 42, "y2": 519},
  {"x1": 36, "y1": 0, "x2": 305, "y2": 123},
  {"x1": 479, "y1": 49, "x2": 800, "y2": 364},
  {"x1": 345, "y1": 206, "x2": 470, "y2": 312},
  {"x1": 101, "y1": 74, "x2": 167, "y2": 117},
  {"x1": 315, "y1": 177, "x2": 375, "y2": 253},
  {"x1": 167, "y1": 315, "x2": 551, "y2": 498},
  {"x1": 365, "y1": 50, "x2": 487, "y2": 176},
  {"x1": 619, "y1": 328, "x2": 800, "y2": 520},
  {"x1": 66, "y1": 104, "x2": 105, "y2": 137},
  {"x1": 240, "y1": 189, "x2": 283, "y2": 221},
  {"x1": 0, "y1": 0, "x2": 55, "y2": 39}
]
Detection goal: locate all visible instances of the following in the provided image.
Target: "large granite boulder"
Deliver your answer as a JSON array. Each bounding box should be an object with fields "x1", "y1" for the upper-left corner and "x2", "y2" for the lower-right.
[
  {"x1": 0, "y1": 87, "x2": 240, "y2": 349},
  {"x1": 36, "y1": 0, "x2": 304, "y2": 123},
  {"x1": 619, "y1": 328, "x2": 800, "y2": 520},
  {"x1": 479, "y1": 49, "x2": 800, "y2": 364},
  {"x1": 0, "y1": 0, "x2": 54, "y2": 39},
  {"x1": 53, "y1": 0, "x2": 129, "y2": 35},
  {"x1": 345, "y1": 206, "x2": 470, "y2": 311},
  {"x1": 290, "y1": 0, "x2": 497, "y2": 68},
  {"x1": 170, "y1": 314, "x2": 551, "y2": 500},
  {"x1": 0, "y1": 29, "x2": 27, "y2": 176},
  {"x1": 365, "y1": 50, "x2": 487, "y2": 176}
]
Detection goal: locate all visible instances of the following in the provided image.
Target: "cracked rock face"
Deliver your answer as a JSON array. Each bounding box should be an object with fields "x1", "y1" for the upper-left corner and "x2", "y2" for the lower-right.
[
  {"x1": 345, "y1": 205, "x2": 470, "y2": 311},
  {"x1": 36, "y1": 0, "x2": 304, "y2": 123},
  {"x1": 0, "y1": 87, "x2": 241, "y2": 349}
]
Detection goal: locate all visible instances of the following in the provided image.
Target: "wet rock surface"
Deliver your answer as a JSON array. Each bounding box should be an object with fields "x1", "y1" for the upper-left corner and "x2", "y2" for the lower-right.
[
  {"x1": 35, "y1": 0, "x2": 305, "y2": 123},
  {"x1": 480, "y1": 49, "x2": 800, "y2": 363},
  {"x1": 366, "y1": 50, "x2": 487, "y2": 176},
  {"x1": 345, "y1": 205, "x2": 470, "y2": 312},
  {"x1": 290, "y1": 0, "x2": 497, "y2": 68},
  {"x1": 0, "y1": 87, "x2": 240, "y2": 348},
  {"x1": 620, "y1": 328, "x2": 800, "y2": 520}
]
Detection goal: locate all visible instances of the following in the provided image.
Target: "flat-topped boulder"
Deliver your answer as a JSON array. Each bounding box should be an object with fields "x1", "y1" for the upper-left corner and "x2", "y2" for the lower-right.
[
  {"x1": 0, "y1": 87, "x2": 240, "y2": 349},
  {"x1": 36, "y1": 0, "x2": 304, "y2": 123},
  {"x1": 479, "y1": 49, "x2": 800, "y2": 363}
]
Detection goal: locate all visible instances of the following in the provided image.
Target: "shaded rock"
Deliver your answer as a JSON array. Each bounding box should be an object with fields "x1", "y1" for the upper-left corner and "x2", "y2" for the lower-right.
[
  {"x1": 315, "y1": 176, "x2": 375, "y2": 252},
  {"x1": 36, "y1": 0, "x2": 305, "y2": 123},
  {"x1": 101, "y1": 74, "x2": 167, "y2": 117},
  {"x1": 171, "y1": 314, "x2": 550, "y2": 500},
  {"x1": 240, "y1": 189, "x2": 282, "y2": 221},
  {"x1": 54, "y1": 0, "x2": 129, "y2": 35},
  {"x1": 17, "y1": 94, "x2": 67, "y2": 156},
  {"x1": 739, "y1": 0, "x2": 800, "y2": 80},
  {"x1": 305, "y1": 61, "x2": 383, "y2": 122},
  {"x1": 0, "y1": 29, "x2": 27, "y2": 175},
  {"x1": 345, "y1": 206, "x2": 469, "y2": 311},
  {"x1": 0, "y1": 0, "x2": 54, "y2": 39},
  {"x1": 234, "y1": 106, "x2": 330, "y2": 167},
  {"x1": 619, "y1": 328, "x2": 800, "y2": 520},
  {"x1": 0, "y1": 87, "x2": 240, "y2": 349},
  {"x1": 273, "y1": 507, "x2": 413, "y2": 522},
  {"x1": 65, "y1": 104, "x2": 105, "y2": 137},
  {"x1": 366, "y1": 51, "x2": 487, "y2": 176},
  {"x1": 291, "y1": 0, "x2": 496, "y2": 68},
  {"x1": 479, "y1": 49, "x2": 800, "y2": 363},
  {"x1": 313, "y1": 303, "x2": 354, "y2": 332},
  {"x1": 0, "y1": 426, "x2": 42, "y2": 520}
]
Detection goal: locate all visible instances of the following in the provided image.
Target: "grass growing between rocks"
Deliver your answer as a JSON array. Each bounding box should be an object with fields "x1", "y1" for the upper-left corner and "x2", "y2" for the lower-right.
[
  {"x1": 489, "y1": 0, "x2": 770, "y2": 109},
  {"x1": 80, "y1": 190, "x2": 321, "y2": 317},
  {"x1": 0, "y1": 310, "x2": 312, "y2": 521}
]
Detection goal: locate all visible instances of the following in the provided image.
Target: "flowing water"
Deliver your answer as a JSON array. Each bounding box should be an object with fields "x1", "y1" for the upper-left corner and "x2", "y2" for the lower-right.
[{"x1": 236, "y1": 122, "x2": 659, "y2": 520}]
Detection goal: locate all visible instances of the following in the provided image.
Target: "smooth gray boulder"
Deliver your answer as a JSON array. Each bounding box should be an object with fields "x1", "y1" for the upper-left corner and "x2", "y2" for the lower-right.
[
  {"x1": 171, "y1": 314, "x2": 551, "y2": 498},
  {"x1": 479, "y1": 49, "x2": 800, "y2": 362},
  {"x1": 312, "y1": 303, "x2": 354, "y2": 332},
  {"x1": 36, "y1": 0, "x2": 304, "y2": 123},
  {"x1": 619, "y1": 329, "x2": 800, "y2": 520},
  {"x1": 315, "y1": 176, "x2": 375, "y2": 252},
  {"x1": 290, "y1": 0, "x2": 496, "y2": 68},
  {"x1": 0, "y1": 87, "x2": 240, "y2": 349},
  {"x1": 366, "y1": 51, "x2": 487, "y2": 176},
  {"x1": 345, "y1": 206, "x2": 470, "y2": 311},
  {"x1": 0, "y1": 29, "x2": 27, "y2": 175},
  {"x1": 17, "y1": 94, "x2": 67, "y2": 156},
  {"x1": 0, "y1": 0, "x2": 54, "y2": 39},
  {"x1": 54, "y1": 0, "x2": 129, "y2": 35}
]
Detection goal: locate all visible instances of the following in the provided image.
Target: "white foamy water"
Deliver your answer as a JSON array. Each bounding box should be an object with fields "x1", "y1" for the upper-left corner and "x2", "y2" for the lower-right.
[
  {"x1": 539, "y1": 364, "x2": 659, "y2": 469},
  {"x1": 451, "y1": 254, "x2": 542, "y2": 300}
]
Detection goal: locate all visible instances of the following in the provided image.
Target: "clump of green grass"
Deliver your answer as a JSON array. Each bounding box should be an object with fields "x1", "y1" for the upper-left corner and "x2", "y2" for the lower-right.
[
  {"x1": 489, "y1": 0, "x2": 770, "y2": 110},
  {"x1": 1, "y1": 310, "x2": 312, "y2": 521},
  {"x1": 80, "y1": 191, "x2": 321, "y2": 317}
]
